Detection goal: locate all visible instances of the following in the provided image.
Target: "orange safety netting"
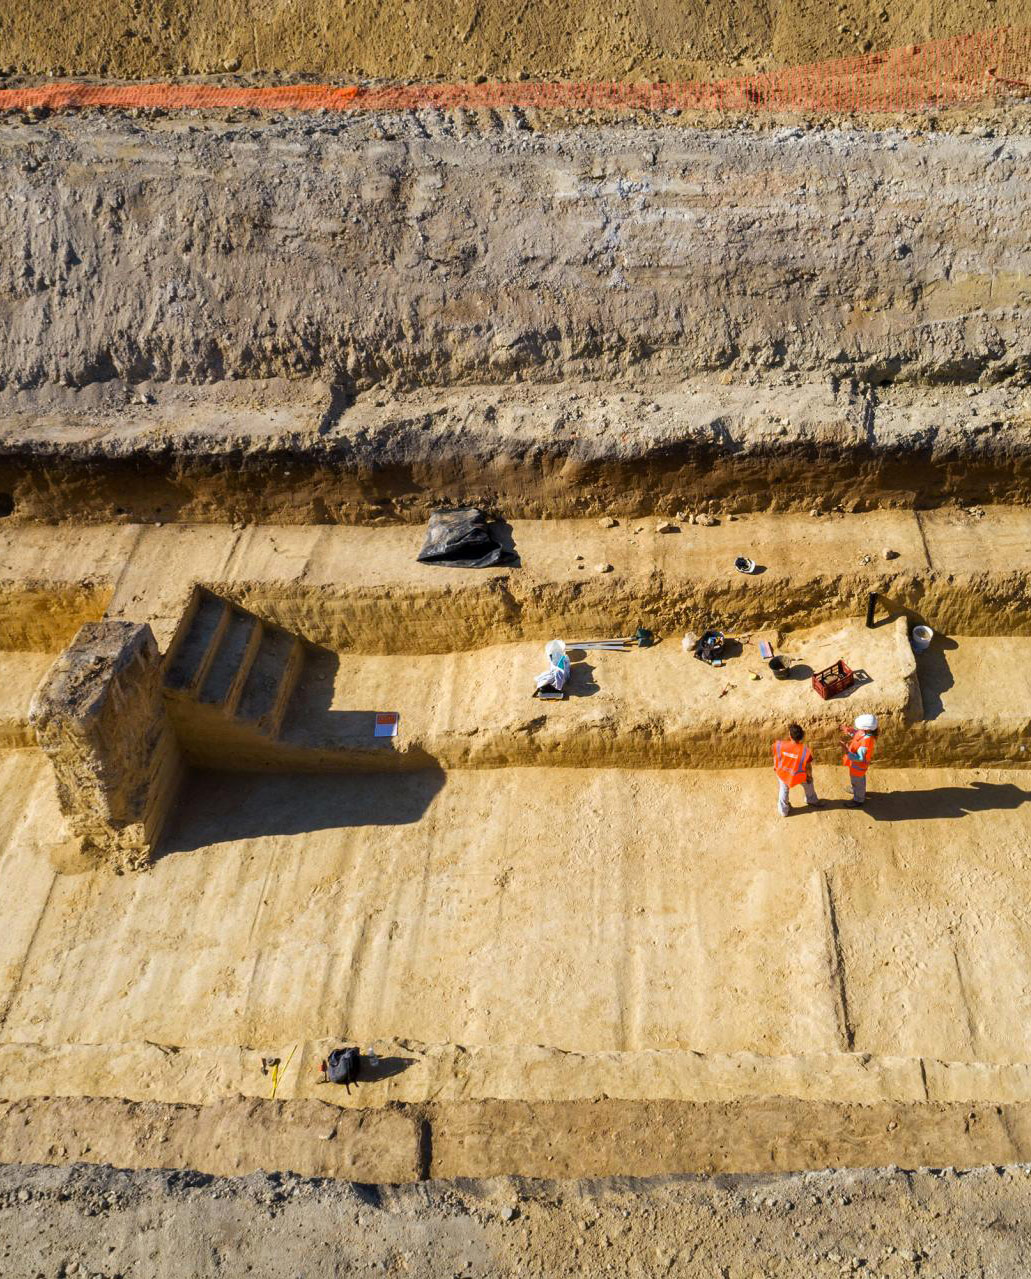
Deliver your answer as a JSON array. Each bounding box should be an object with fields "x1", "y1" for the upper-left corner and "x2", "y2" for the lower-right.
[{"x1": 0, "y1": 24, "x2": 1028, "y2": 116}]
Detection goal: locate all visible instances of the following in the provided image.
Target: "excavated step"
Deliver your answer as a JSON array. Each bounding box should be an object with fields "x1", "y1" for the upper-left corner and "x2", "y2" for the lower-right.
[
  {"x1": 8, "y1": 619, "x2": 1031, "y2": 773},
  {"x1": 159, "y1": 588, "x2": 309, "y2": 763},
  {"x1": 3, "y1": 1037, "x2": 1030, "y2": 1109},
  {"x1": 149, "y1": 620, "x2": 1030, "y2": 773},
  {"x1": 198, "y1": 608, "x2": 261, "y2": 711},
  {"x1": 236, "y1": 628, "x2": 304, "y2": 735},
  {"x1": 6, "y1": 513, "x2": 1031, "y2": 659},
  {"x1": 164, "y1": 590, "x2": 227, "y2": 693}
]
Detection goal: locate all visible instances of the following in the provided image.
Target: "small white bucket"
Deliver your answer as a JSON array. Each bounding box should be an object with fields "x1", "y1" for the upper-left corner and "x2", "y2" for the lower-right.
[{"x1": 911, "y1": 624, "x2": 934, "y2": 652}]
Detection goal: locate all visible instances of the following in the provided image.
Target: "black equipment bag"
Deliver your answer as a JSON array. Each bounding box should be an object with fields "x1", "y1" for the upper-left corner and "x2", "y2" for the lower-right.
[{"x1": 326, "y1": 1046, "x2": 360, "y2": 1087}]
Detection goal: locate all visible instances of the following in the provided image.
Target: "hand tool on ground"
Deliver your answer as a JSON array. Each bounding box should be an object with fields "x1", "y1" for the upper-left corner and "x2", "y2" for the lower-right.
[
  {"x1": 568, "y1": 627, "x2": 653, "y2": 649},
  {"x1": 269, "y1": 1043, "x2": 297, "y2": 1101}
]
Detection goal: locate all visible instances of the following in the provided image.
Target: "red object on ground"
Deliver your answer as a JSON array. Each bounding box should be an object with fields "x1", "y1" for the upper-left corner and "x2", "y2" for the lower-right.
[{"x1": 812, "y1": 660, "x2": 855, "y2": 700}]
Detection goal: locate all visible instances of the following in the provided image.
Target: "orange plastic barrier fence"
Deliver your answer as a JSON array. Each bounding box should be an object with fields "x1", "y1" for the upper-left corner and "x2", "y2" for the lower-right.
[{"x1": 0, "y1": 25, "x2": 1028, "y2": 116}]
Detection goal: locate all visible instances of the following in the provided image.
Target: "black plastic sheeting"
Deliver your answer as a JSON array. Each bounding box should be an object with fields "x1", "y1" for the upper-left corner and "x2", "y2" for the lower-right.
[{"x1": 416, "y1": 508, "x2": 516, "y2": 568}]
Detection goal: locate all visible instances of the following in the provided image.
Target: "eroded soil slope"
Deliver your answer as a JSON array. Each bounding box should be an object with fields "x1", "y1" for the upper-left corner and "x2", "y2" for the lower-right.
[
  {"x1": 1, "y1": 114, "x2": 1027, "y2": 395},
  {"x1": 1, "y1": 111, "x2": 1030, "y2": 521}
]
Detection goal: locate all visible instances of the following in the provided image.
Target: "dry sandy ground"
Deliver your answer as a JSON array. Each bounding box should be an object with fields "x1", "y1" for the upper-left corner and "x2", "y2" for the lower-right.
[
  {"x1": 4, "y1": 752, "x2": 1031, "y2": 1109},
  {"x1": 2, "y1": 515, "x2": 1031, "y2": 1181},
  {"x1": 4, "y1": 1160, "x2": 1031, "y2": 1278},
  {"x1": 0, "y1": 0, "x2": 1025, "y2": 82}
]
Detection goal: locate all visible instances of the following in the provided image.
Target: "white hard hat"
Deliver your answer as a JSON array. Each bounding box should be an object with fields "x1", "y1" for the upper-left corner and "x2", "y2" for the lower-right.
[
  {"x1": 545, "y1": 639, "x2": 567, "y2": 662},
  {"x1": 854, "y1": 713, "x2": 878, "y2": 732}
]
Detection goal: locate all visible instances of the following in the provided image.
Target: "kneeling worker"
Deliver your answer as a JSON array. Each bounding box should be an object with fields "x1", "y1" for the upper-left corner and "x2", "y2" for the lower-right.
[
  {"x1": 773, "y1": 723, "x2": 821, "y2": 817},
  {"x1": 842, "y1": 713, "x2": 878, "y2": 806}
]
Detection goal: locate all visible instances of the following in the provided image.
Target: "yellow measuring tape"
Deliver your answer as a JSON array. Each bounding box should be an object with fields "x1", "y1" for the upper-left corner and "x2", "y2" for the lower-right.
[{"x1": 269, "y1": 1044, "x2": 297, "y2": 1100}]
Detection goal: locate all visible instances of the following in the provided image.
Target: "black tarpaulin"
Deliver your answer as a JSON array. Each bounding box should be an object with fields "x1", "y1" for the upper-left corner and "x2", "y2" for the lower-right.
[{"x1": 416, "y1": 508, "x2": 516, "y2": 568}]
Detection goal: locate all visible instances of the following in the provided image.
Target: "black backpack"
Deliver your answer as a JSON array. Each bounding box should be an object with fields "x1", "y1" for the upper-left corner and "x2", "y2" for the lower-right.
[{"x1": 325, "y1": 1046, "x2": 360, "y2": 1087}]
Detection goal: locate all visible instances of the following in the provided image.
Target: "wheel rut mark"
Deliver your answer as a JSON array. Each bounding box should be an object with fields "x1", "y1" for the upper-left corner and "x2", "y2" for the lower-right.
[
  {"x1": 821, "y1": 870, "x2": 854, "y2": 1053},
  {"x1": 952, "y1": 945, "x2": 981, "y2": 1059}
]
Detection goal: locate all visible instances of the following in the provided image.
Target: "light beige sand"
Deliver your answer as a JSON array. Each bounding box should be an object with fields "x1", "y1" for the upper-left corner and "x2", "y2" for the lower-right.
[
  {"x1": 2, "y1": 510, "x2": 1031, "y2": 1179},
  {"x1": 1, "y1": 509, "x2": 1030, "y2": 659},
  {"x1": 2, "y1": 748, "x2": 1031, "y2": 1104}
]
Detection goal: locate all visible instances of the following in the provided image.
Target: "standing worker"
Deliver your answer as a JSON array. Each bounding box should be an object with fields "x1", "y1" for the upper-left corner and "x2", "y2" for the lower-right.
[
  {"x1": 841, "y1": 713, "x2": 878, "y2": 806},
  {"x1": 773, "y1": 723, "x2": 821, "y2": 817}
]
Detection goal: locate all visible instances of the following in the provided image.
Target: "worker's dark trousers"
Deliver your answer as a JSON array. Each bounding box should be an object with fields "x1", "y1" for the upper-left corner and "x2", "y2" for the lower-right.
[{"x1": 849, "y1": 773, "x2": 867, "y2": 805}]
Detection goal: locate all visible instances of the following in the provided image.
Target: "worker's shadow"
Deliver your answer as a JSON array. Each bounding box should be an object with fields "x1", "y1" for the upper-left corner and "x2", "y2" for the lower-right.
[
  {"x1": 866, "y1": 780, "x2": 1031, "y2": 822},
  {"x1": 563, "y1": 653, "x2": 601, "y2": 696}
]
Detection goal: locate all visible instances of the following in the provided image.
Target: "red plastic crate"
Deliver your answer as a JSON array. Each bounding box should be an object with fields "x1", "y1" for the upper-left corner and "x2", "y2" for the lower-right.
[{"x1": 812, "y1": 660, "x2": 855, "y2": 700}]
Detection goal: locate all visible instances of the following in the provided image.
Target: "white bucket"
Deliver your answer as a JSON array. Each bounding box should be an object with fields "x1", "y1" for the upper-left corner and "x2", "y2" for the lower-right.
[{"x1": 911, "y1": 624, "x2": 934, "y2": 652}]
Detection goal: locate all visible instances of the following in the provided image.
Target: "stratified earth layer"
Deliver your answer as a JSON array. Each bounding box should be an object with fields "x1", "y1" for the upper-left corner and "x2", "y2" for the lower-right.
[{"x1": 1, "y1": 0, "x2": 1027, "y2": 81}]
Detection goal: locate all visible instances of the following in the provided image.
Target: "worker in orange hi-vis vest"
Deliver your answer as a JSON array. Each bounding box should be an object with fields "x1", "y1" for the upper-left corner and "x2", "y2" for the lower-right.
[
  {"x1": 841, "y1": 713, "x2": 879, "y2": 807},
  {"x1": 773, "y1": 723, "x2": 822, "y2": 817}
]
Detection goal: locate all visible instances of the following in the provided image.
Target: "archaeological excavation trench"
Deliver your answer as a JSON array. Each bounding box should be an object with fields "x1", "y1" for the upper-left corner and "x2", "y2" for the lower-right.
[
  {"x1": 2, "y1": 505, "x2": 1031, "y2": 1181},
  {"x1": 0, "y1": 83, "x2": 1031, "y2": 1193}
]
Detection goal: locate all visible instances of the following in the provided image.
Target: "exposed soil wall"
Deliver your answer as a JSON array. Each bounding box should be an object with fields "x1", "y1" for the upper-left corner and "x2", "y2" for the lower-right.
[
  {"x1": 0, "y1": 0, "x2": 1025, "y2": 82},
  {"x1": 0, "y1": 585, "x2": 110, "y2": 649},
  {"x1": 0, "y1": 112, "x2": 1026, "y2": 524},
  {"x1": 0, "y1": 116, "x2": 1027, "y2": 399},
  {"x1": 2, "y1": 379, "x2": 1031, "y2": 521},
  {"x1": 0, "y1": 113, "x2": 1028, "y2": 519},
  {"x1": 4, "y1": 1094, "x2": 1031, "y2": 1182}
]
